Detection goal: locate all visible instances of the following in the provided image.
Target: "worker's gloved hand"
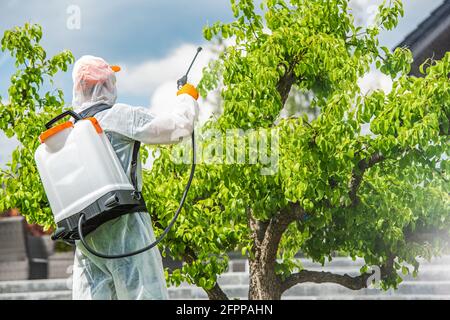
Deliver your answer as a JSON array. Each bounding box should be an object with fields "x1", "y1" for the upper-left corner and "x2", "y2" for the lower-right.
[{"x1": 177, "y1": 83, "x2": 199, "y2": 100}]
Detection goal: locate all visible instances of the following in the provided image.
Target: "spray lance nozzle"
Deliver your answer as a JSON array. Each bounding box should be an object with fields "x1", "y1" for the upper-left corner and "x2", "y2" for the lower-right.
[{"x1": 177, "y1": 46, "x2": 203, "y2": 90}]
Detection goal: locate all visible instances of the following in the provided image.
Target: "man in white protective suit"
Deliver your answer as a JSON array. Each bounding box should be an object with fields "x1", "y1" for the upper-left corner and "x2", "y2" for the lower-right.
[{"x1": 70, "y1": 55, "x2": 199, "y2": 300}]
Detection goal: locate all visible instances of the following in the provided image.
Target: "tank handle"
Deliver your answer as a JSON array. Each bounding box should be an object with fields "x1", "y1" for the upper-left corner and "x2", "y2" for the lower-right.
[{"x1": 45, "y1": 110, "x2": 82, "y2": 129}]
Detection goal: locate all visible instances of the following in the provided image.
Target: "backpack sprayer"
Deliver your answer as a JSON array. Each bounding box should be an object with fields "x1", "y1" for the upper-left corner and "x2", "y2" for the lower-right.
[{"x1": 35, "y1": 47, "x2": 202, "y2": 259}]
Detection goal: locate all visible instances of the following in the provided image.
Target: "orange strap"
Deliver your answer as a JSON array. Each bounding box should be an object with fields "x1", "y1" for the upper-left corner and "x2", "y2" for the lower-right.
[
  {"x1": 177, "y1": 83, "x2": 199, "y2": 100},
  {"x1": 39, "y1": 121, "x2": 73, "y2": 143},
  {"x1": 86, "y1": 117, "x2": 103, "y2": 134},
  {"x1": 39, "y1": 118, "x2": 103, "y2": 143}
]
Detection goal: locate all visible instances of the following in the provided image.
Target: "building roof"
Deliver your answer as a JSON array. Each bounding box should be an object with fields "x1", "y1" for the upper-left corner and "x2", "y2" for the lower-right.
[{"x1": 398, "y1": 0, "x2": 450, "y2": 76}]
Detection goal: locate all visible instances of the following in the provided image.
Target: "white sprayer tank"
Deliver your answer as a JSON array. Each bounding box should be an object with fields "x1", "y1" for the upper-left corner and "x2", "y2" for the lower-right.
[{"x1": 35, "y1": 118, "x2": 134, "y2": 224}]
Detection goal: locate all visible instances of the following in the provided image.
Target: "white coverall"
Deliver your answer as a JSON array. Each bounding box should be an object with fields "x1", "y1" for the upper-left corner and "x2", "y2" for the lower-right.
[{"x1": 71, "y1": 55, "x2": 198, "y2": 300}]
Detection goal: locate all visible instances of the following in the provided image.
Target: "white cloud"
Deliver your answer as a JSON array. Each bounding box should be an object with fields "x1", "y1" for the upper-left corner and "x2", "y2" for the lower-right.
[
  {"x1": 353, "y1": 0, "x2": 393, "y2": 141},
  {"x1": 117, "y1": 43, "x2": 222, "y2": 125},
  {"x1": 116, "y1": 44, "x2": 215, "y2": 98},
  {"x1": 138, "y1": 43, "x2": 224, "y2": 170},
  {"x1": 348, "y1": 1, "x2": 394, "y2": 96},
  {"x1": 349, "y1": 0, "x2": 382, "y2": 27},
  {"x1": 358, "y1": 70, "x2": 392, "y2": 137},
  {"x1": 358, "y1": 70, "x2": 393, "y2": 95}
]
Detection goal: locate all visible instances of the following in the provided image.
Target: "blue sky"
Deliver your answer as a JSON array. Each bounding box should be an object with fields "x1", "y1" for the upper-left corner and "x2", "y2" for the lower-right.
[
  {"x1": 0, "y1": 0, "x2": 446, "y2": 166},
  {"x1": 0, "y1": 0, "x2": 235, "y2": 106}
]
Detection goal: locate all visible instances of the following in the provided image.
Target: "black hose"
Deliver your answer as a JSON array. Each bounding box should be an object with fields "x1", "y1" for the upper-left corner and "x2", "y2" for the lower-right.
[{"x1": 78, "y1": 131, "x2": 196, "y2": 259}]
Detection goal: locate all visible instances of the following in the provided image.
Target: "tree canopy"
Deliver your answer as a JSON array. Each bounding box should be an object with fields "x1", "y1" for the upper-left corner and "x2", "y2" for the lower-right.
[
  {"x1": 0, "y1": 23, "x2": 73, "y2": 227},
  {"x1": 148, "y1": 0, "x2": 449, "y2": 299}
]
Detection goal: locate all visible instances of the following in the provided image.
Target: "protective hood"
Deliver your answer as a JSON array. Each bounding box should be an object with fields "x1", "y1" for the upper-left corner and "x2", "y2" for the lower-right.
[{"x1": 72, "y1": 55, "x2": 119, "y2": 112}]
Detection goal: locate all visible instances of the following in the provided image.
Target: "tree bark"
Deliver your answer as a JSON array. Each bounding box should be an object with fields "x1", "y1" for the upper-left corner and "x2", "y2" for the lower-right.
[
  {"x1": 281, "y1": 270, "x2": 372, "y2": 292},
  {"x1": 281, "y1": 256, "x2": 397, "y2": 293},
  {"x1": 247, "y1": 207, "x2": 281, "y2": 299},
  {"x1": 277, "y1": 67, "x2": 297, "y2": 105},
  {"x1": 247, "y1": 204, "x2": 307, "y2": 299},
  {"x1": 348, "y1": 152, "x2": 384, "y2": 206},
  {"x1": 205, "y1": 283, "x2": 230, "y2": 300},
  {"x1": 249, "y1": 255, "x2": 283, "y2": 299}
]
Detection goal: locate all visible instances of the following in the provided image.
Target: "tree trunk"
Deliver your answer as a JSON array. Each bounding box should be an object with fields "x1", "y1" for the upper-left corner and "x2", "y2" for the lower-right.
[
  {"x1": 246, "y1": 204, "x2": 306, "y2": 300},
  {"x1": 247, "y1": 208, "x2": 281, "y2": 299},
  {"x1": 248, "y1": 252, "x2": 282, "y2": 300}
]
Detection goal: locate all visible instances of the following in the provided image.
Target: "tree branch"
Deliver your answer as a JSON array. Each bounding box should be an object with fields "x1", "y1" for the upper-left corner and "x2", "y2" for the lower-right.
[
  {"x1": 0, "y1": 169, "x2": 17, "y2": 180},
  {"x1": 439, "y1": 112, "x2": 449, "y2": 136},
  {"x1": 276, "y1": 53, "x2": 302, "y2": 106},
  {"x1": 282, "y1": 254, "x2": 398, "y2": 293},
  {"x1": 204, "y1": 283, "x2": 229, "y2": 300},
  {"x1": 277, "y1": 67, "x2": 297, "y2": 106},
  {"x1": 348, "y1": 152, "x2": 385, "y2": 206},
  {"x1": 281, "y1": 269, "x2": 372, "y2": 292},
  {"x1": 183, "y1": 246, "x2": 229, "y2": 300},
  {"x1": 247, "y1": 207, "x2": 268, "y2": 250},
  {"x1": 260, "y1": 203, "x2": 307, "y2": 264}
]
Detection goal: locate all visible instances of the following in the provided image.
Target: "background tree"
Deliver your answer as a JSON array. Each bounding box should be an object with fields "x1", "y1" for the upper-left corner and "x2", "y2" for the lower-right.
[
  {"x1": 0, "y1": 23, "x2": 73, "y2": 228},
  {"x1": 146, "y1": 0, "x2": 449, "y2": 300},
  {"x1": 0, "y1": 0, "x2": 449, "y2": 301}
]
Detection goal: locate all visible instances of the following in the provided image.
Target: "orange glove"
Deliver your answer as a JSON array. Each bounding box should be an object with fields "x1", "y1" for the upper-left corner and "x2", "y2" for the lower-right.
[{"x1": 177, "y1": 83, "x2": 199, "y2": 100}]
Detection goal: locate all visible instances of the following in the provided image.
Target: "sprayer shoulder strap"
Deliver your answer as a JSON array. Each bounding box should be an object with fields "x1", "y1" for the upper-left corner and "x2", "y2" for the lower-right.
[
  {"x1": 78, "y1": 103, "x2": 113, "y2": 119},
  {"x1": 77, "y1": 103, "x2": 141, "y2": 191},
  {"x1": 130, "y1": 141, "x2": 141, "y2": 191}
]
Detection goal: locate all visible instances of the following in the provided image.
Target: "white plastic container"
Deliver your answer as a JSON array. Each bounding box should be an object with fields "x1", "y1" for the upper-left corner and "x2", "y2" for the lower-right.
[{"x1": 35, "y1": 119, "x2": 134, "y2": 223}]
